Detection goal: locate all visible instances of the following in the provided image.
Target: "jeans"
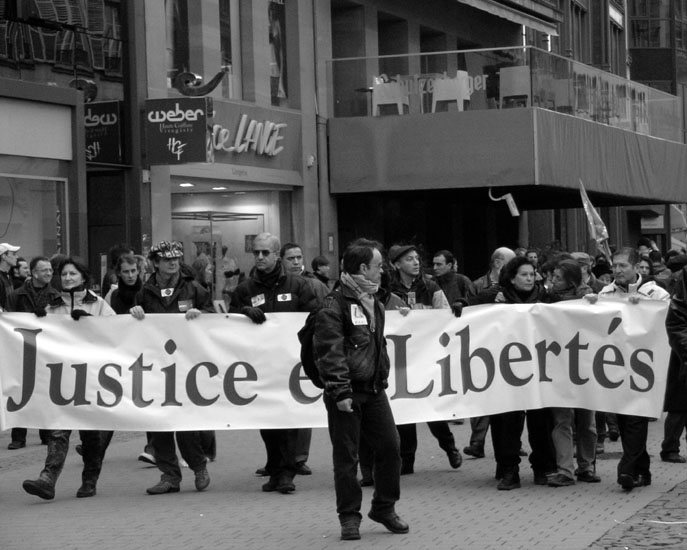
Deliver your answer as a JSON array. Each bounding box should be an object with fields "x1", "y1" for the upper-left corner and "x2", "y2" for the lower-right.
[
  {"x1": 324, "y1": 390, "x2": 400, "y2": 522},
  {"x1": 551, "y1": 408, "x2": 597, "y2": 478},
  {"x1": 151, "y1": 431, "x2": 208, "y2": 483},
  {"x1": 617, "y1": 414, "x2": 650, "y2": 479},
  {"x1": 661, "y1": 411, "x2": 687, "y2": 456}
]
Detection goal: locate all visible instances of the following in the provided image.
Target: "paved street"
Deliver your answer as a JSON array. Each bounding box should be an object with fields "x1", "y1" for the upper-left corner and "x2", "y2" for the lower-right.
[{"x1": 1, "y1": 418, "x2": 687, "y2": 550}]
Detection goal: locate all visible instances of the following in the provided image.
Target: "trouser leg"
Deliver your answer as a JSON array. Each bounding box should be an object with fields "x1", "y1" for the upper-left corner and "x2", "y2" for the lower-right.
[
  {"x1": 79, "y1": 430, "x2": 104, "y2": 483},
  {"x1": 175, "y1": 431, "x2": 208, "y2": 473},
  {"x1": 324, "y1": 394, "x2": 363, "y2": 522},
  {"x1": 527, "y1": 408, "x2": 556, "y2": 474},
  {"x1": 551, "y1": 408, "x2": 574, "y2": 478},
  {"x1": 490, "y1": 411, "x2": 524, "y2": 470},
  {"x1": 469, "y1": 416, "x2": 490, "y2": 448},
  {"x1": 294, "y1": 428, "x2": 312, "y2": 463},
  {"x1": 427, "y1": 420, "x2": 456, "y2": 453},
  {"x1": 364, "y1": 391, "x2": 401, "y2": 516},
  {"x1": 617, "y1": 414, "x2": 650, "y2": 478},
  {"x1": 11, "y1": 427, "x2": 27, "y2": 443},
  {"x1": 661, "y1": 411, "x2": 687, "y2": 456},
  {"x1": 397, "y1": 423, "x2": 417, "y2": 469},
  {"x1": 40, "y1": 430, "x2": 71, "y2": 485},
  {"x1": 574, "y1": 409, "x2": 597, "y2": 473},
  {"x1": 150, "y1": 431, "x2": 182, "y2": 483}
]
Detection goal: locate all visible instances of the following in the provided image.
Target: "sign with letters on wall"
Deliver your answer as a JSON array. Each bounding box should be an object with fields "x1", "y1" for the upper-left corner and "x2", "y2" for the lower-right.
[
  {"x1": 84, "y1": 101, "x2": 122, "y2": 164},
  {"x1": 144, "y1": 97, "x2": 211, "y2": 165}
]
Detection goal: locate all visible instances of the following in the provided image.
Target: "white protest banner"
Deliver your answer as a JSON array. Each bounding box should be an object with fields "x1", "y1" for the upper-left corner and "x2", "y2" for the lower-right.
[{"x1": 0, "y1": 297, "x2": 670, "y2": 431}]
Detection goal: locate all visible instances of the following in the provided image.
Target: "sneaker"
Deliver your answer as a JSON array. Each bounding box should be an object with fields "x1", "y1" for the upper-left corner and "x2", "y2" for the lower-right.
[
  {"x1": 137, "y1": 452, "x2": 156, "y2": 466},
  {"x1": 194, "y1": 468, "x2": 210, "y2": 491},
  {"x1": 576, "y1": 470, "x2": 601, "y2": 483},
  {"x1": 447, "y1": 448, "x2": 462, "y2": 469},
  {"x1": 7, "y1": 440, "x2": 26, "y2": 450},
  {"x1": 463, "y1": 445, "x2": 485, "y2": 458},
  {"x1": 608, "y1": 429, "x2": 620, "y2": 442},
  {"x1": 547, "y1": 473, "x2": 575, "y2": 487},
  {"x1": 146, "y1": 479, "x2": 180, "y2": 495},
  {"x1": 22, "y1": 478, "x2": 55, "y2": 500},
  {"x1": 367, "y1": 511, "x2": 409, "y2": 534},
  {"x1": 340, "y1": 520, "x2": 361, "y2": 541},
  {"x1": 76, "y1": 481, "x2": 97, "y2": 498},
  {"x1": 596, "y1": 443, "x2": 605, "y2": 455}
]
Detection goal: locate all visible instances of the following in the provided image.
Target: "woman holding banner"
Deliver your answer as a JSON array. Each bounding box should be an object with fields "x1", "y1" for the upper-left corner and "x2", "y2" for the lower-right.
[
  {"x1": 490, "y1": 256, "x2": 557, "y2": 490},
  {"x1": 22, "y1": 258, "x2": 116, "y2": 500}
]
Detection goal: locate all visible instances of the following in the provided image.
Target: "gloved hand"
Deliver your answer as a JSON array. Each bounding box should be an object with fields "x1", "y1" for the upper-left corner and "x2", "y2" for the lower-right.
[
  {"x1": 33, "y1": 306, "x2": 47, "y2": 317},
  {"x1": 241, "y1": 306, "x2": 266, "y2": 324},
  {"x1": 71, "y1": 309, "x2": 92, "y2": 321},
  {"x1": 450, "y1": 301, "x2": 464, "y2": 318}
]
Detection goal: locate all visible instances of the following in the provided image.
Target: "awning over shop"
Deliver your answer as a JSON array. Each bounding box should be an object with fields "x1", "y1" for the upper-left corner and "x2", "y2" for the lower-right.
[
  {"x1": 328, "y1": 108, "x2": 687, "y2": 208},
  {"x1": 457, "y1": 0, "x2": 559, "y2": 36}
]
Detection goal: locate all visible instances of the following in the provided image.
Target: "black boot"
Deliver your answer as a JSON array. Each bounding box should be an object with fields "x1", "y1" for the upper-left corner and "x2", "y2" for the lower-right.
[{"x1": 497, "y1": 468, "x2": 520, "y2": 490}]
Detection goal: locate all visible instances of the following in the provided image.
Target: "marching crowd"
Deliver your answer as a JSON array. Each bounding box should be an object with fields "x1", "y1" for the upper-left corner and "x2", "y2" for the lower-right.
[{"x1": 0, "y1": 234, "x2": 685, "y2": 542}]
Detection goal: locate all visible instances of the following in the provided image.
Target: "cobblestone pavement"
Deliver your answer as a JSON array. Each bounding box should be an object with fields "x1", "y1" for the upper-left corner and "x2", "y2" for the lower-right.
[{"x1": 1, "y1": 418, "x2": 686, "y2": 550}]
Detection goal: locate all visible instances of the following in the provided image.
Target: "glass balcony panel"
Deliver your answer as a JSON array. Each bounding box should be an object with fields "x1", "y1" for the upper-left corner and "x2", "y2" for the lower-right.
[{"x1": 327, "y1": 46, "x2": 683, "y2": 143}]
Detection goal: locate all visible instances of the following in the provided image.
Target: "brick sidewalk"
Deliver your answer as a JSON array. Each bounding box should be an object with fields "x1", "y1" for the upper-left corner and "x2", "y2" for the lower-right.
[{"x1": 0, "y1": 418, "x2": 685, "y2": 550}]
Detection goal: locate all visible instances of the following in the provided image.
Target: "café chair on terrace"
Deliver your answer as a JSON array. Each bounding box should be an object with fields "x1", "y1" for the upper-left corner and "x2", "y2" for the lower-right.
[
  {"x1": 430, "y1": 71, "x2": 470, "y2": 113},
  {"x1": 372, "y1": 76, "x2": 409, "y2": 116}
]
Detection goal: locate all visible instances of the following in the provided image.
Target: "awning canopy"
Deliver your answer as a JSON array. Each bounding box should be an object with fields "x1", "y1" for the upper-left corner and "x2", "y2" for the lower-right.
[{"x1": 457, "y1": 0, "x2": 559, "y2": 36}]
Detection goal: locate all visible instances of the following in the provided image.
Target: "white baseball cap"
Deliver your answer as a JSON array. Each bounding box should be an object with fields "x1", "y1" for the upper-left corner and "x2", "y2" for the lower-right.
[{"x1": 0, "y1": 243, "x2": 20, "y2": 255}]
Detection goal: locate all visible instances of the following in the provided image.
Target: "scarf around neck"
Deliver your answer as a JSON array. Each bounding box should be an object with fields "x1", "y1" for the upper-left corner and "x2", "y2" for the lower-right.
[{"x1": 340, "y1": 272, "x2": 377, "y2": 331}]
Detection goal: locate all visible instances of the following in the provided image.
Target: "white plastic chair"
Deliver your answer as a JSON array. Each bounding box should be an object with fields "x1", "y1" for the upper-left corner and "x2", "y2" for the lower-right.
[
  {"x1": 371, "y1": 76, "x2": 409, "y2": 116},
  {"x1": 430, "y1": 71, "x2": 470, "y2": 113}
]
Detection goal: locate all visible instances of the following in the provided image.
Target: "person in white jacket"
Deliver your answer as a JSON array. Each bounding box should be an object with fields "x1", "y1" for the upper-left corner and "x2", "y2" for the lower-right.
[{"x1": 22, "y1": 258, "x2": 114, "y2": 501}]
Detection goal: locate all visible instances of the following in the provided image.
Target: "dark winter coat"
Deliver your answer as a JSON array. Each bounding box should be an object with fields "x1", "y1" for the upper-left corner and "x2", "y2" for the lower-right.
[
  {"x1": 135, "y1": 272, "x2": 213, "y2": 314},
  {"x1": 313, "y1": 285, "x2": 390, "y2": 402},
  {"x1": 664, "y1": 269, "x2": 687, "y2": 412}
]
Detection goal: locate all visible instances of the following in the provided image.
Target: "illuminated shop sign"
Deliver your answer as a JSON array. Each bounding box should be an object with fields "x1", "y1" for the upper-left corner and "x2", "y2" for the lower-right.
[
  {"x1": 144, "y1": 98, "x2": 211, "y2": 165},
  {"x1": 84, "y1": 101, "x2": 122, "y2": 164}
]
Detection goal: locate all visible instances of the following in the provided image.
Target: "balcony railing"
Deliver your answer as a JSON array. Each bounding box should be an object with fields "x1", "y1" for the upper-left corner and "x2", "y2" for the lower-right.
[{"x1": 327, "y1": 46, "x2": 682, "y2": 143}]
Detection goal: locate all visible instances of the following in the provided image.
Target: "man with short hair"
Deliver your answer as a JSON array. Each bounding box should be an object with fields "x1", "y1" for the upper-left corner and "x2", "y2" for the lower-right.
[
  {"x1": 231, "y1": 233, "x2": 317, "y2": 494},
  {"x1": 593, "y1": 246, "x2": 670, "y2": 491},
  {"x1": 571, "y1": 252, "x2": 605, "y2": 293},
  {"x1": 432, "y1": 249, "x2": 474, "y2": 309},
  {"x1": 0, "y1": 242, "x2": 20, "y2": 311},
  {"x1": 312, "y1": 255, "x2": 331, "y2": 287},
  {"x1": 281, "y1": 242, "x2": 329, "y2": 303},
  {"x1": 314, "y1": 241, "x2": 408, "y2": 541},
  {"x1": 388, "y1": 244, "x2": 462, "y2": 474},
  {"x1": 7, "y1": 256, "x2": 58, "y2": 449}
]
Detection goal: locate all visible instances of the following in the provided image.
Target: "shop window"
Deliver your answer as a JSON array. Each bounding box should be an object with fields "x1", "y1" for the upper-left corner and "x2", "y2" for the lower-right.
[
  {"x1": 268, "y1": 0, "x2": 287, "y2": 106},
  {"x1": 0, "y1": 175, "x2": 68, "y2": 257}
]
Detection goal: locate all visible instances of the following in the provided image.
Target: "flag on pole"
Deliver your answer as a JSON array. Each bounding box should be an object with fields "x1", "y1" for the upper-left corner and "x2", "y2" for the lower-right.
[{"x1": 579, "y1": 179, "x2": 612, "y2": 261}]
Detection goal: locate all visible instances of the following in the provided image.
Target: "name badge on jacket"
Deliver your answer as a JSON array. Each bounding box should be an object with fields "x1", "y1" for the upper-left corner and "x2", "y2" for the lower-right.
[
  {"x1": 351, "y1": 304, "x2": 368, "y2": 325},
  {"x1": 251, "y1": 294, "x2": 266, "y2": 307},
  {"x1": 161, "y1": 288, "x2": 174, "y2": 297},
  {"x1": 277, "y1": 293, "x2": 292, "y2": 302}
]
